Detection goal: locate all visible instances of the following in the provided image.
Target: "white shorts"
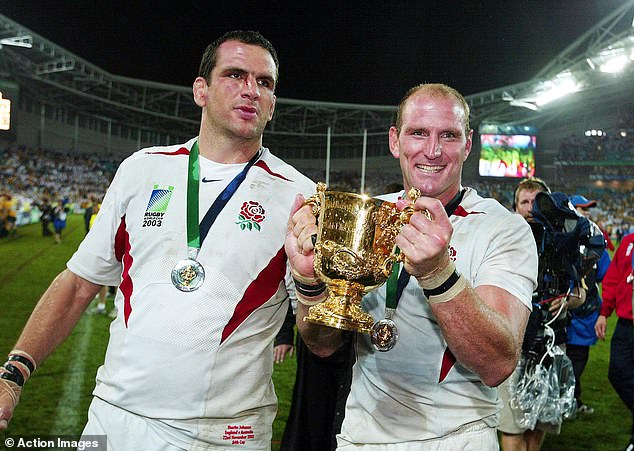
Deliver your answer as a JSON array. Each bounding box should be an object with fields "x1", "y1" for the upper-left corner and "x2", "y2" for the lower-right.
[
  {"x1": 335, "y1": 420, "x2": 498, "y2": 451},
  {"x1": 81, "y1": 397, "x2": 191, "y2": 451}
]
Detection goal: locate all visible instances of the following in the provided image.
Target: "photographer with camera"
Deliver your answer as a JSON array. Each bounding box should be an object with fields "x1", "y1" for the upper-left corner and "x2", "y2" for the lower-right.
[
  {"x1": 499, "y1": 178, "x2": 595, "y2": 451},
  {"x1": 566, "y1": 195, "x2": 612, "y2": 416}
]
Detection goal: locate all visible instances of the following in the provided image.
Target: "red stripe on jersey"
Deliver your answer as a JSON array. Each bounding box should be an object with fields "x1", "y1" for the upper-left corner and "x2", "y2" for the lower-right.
[
  {"x1": 254, "y1": 161, "x2": 292, "y2": 181},
  {"x1": 114, "y1": 216, "x2": 134, "y2": 327},
  {"x1": 454, "y1": 206, "x2": 484, "y2": 217},
  {"x1": 438, "y1": 347, "x2": 456, "y2": 383},
  {"x1": 145, "y1": 147, "x2": 189, "y2": 156},
  {"x1": 221, "y1": 246, "x2": 288, "y2": 343},
  {"x1": 114, "y1": 216, "x2": 127, "y2": 262}
]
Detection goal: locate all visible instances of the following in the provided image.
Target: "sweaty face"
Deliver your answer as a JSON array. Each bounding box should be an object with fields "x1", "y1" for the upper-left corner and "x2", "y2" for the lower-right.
[
  {"x1": 194, "y1": 40, "x2": 277, "y2": 143},
  {"x1": 515, "y1": 189, "x2": 542, "y2": 221},
  {"x1": 389, "y1": 92, "x2": 472, "y2": 205}
]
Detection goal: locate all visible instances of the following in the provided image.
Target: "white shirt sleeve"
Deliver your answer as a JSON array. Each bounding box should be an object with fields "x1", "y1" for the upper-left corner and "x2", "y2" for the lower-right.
[{"x1": 67, "y1": 160, "x2": 128, "y2": 286}]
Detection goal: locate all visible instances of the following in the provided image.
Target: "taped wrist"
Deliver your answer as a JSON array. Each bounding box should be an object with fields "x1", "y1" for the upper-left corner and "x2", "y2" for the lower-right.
[
  {"x1": 417, "y1": 260, "x2": 469, "y2": 304},
  {"x1": 293, "y1": 278, "x2": 327, "y2": 306},
  {"x1": 296, "y1": 292, "x2": 327, "y2": 306},
  {"x1": 425, "y1": 273, "x2": 469, "y2": 304},
  {"x1": 0, "y1": 350, "x2": 36, "y2": 387},
  {"x1": 9, "y1": 351, "x2": 36, "y2": 375},
  {"x1": 416, "y1": 259, "x2": 455, "y2": 289},
  {"x1": 293, "y1": 278, "x2": 326, "y2": 296}
]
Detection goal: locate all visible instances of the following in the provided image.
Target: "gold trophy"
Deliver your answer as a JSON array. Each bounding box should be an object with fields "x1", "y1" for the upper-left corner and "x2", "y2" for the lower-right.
[{"x1": 303, "y1": 182, "x2": 419, "y2": 333}]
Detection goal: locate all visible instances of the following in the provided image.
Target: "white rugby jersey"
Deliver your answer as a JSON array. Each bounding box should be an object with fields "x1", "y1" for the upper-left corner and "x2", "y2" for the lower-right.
[
  {"x1": 67, "y1": 137, "x2": 315, "y2": 448},
  {"x1": 339, "y1": 187, "x2": 537, "y2": 445}
]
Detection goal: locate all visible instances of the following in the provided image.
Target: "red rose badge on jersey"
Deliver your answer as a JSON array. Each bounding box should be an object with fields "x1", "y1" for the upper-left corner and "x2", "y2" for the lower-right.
[{"x1": 236, "y1": 201, "x2": 266, "y2": 231}]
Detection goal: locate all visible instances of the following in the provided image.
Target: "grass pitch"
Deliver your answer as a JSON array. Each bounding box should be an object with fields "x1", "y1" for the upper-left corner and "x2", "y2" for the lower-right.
[{"x1": 0, "y1": 216, "x2": 630, "y2": 450}]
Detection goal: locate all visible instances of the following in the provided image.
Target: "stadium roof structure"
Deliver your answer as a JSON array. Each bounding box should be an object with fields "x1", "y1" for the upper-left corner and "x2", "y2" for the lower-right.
[{"x1": 1, "y1": 2, "x2": 633, "y2": 157}]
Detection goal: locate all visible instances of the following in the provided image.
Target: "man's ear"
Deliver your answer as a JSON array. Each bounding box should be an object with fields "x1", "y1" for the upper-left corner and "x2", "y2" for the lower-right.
[
  {"x1": 389, "y1": 126, "x2": 400, "y2": 159},
  {"x1": 463, "y1": 129, "x2": 473, "y2": 161},
  {"x1": 268, "y1": 95, "x2": 276, "y2": 121},
  {"x1": 193, "y1": 77, "x2": 208, "y2": 107}
]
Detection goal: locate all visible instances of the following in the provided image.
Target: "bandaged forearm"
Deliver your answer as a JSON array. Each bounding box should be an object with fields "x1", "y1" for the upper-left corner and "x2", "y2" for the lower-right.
[
  {"x1": 417, "y1": 260, "x2": 471, "y2": 304},
  {"x1": 0, "y1": 350, "x2": 36, "y2": 387},
  {"x1": 0, "y1": 350, "x2": 36, "y2": 409}
]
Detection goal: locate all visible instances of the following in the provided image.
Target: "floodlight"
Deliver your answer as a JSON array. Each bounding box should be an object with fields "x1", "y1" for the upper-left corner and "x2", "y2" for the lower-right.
[
  {"x1": 534, "y1": 71, "x2": 580, "y2": 106},
  {"x1": 509, "y1": 99, "x2": 539, "y2": 111},
  {"x1": 0, "y1": 35, "x2": 32, "y2": 49},
  {"x1": 599, "y1": 54, "x2": 629, "y2": 73}
]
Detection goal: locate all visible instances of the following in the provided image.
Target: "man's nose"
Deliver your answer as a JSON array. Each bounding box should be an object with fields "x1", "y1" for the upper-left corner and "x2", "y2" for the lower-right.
[
  {"x1": 424, "y1": 137, "x2": 441, "y2": 158},
  {"x1": 241, "y1": 76, "x2": 259, "y2": 98}
]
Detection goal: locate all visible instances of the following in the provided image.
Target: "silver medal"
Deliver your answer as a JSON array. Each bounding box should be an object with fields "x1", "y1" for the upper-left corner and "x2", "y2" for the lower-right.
[
  {"x1": 371, "y1": 307, "x2": 399, "y2": 352},
  {"x1": 171, "y1": 258, "x2": 205, "y2": 292}
]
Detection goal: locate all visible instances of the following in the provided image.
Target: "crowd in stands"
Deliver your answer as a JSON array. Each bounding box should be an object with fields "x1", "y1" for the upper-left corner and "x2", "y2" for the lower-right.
[
  {"x1": 0, "y1": 145, "x2": 119, "y2": 234},
  {"x1": 558, "y1": 133, "x2": 633, "y2": 163},
  {"x1": 557, "y1": 107, "x2": 634, "y2": 164},
  {"x1": 1, "y1": 139, "x2": 632, "y2": 244}
]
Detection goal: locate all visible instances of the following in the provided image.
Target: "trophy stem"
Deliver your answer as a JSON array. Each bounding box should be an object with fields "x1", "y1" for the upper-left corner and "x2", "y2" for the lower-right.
[{"x1": 304, "y1": 280, "x2": 375, "y2": 334}]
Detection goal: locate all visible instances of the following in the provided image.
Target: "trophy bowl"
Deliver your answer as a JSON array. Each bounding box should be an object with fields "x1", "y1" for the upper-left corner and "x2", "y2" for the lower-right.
[{"x1": 303, "y1": 182, "x2": 418, "y2": 334}]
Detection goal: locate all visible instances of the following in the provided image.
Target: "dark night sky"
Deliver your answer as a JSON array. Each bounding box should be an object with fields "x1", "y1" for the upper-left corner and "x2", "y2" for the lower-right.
[{"x1": 2, "y1": 1, "x2": 626, "y2": 105}]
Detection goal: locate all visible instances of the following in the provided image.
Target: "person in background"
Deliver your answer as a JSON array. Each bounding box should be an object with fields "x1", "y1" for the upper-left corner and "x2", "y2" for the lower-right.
[
  {"x1": 499, "y1": 178, "x2": 586, "y2": 451},
  {"x1": 1, "y1": 194, "x2": 18, "y2": 238},
  {"x1": 278, "y1": 307, "x2": 354, "y2": 451},
  {"x1": 0, "y1": 30, "x2": 315, "y2": 450},
  {"x1": 286, "y1": 83, "x2": 537, "y2": 449},
  {"x1": 567, "y1": 194, "x2": 612, "y2": 415},
  {"x1": 82, "y1": 194, "x2": 94, "y2": 235},
  {"x1": 38, "y1": 197, "x2": 53, "y2": 237},
  {"x1": 274, "y1": 302, "x2": 295, "y2": 365},
  {"x1": 51, "y1": 199, "x2": 69, "y2": 244},
  {"x1": 570, "y1": 194, "x2": 614, "y2": 252},
  {"x1": 595, "y1": 232, "x2": 634, "y2": 451},
  {"x1": 0, "y1": 193, "x2": 8, "y2": 238}
]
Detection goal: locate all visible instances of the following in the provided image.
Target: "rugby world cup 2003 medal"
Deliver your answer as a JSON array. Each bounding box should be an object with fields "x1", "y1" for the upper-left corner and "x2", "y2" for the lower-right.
[
  {"x1": 171, "y1": 258, "x2": 205, "y2": 292},
  {"x1": 371, "y1": 308, "x2": 398, "y2": 352}
]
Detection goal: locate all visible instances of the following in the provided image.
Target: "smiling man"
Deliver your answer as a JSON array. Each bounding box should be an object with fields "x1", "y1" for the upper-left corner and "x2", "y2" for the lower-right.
[
  {"x1": 0, "y1": 31, "x2": 315, "y2": 450},
  {"x1": 285, "y1": 83, "x2": 538, "y2": 449}
]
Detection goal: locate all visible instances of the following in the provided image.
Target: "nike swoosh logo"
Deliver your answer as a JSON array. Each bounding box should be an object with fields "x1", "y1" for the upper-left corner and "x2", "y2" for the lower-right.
[{"x1": 202, "y1": 177, "x2": 222, "y2": 183}]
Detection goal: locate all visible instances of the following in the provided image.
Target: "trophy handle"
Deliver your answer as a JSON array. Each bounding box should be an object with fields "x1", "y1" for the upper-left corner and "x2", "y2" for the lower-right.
[
  {"x1": 304, "y1": 182, "x2": 327, "y2": 217},
  {"x1": 304, "y1": 195, "x2": 320, "y2": 217},
  {"x1": 379, "y1": 187, "x2": 430, "y2": 277}
]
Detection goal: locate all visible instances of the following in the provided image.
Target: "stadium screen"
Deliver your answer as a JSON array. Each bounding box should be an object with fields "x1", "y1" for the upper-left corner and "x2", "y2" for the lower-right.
[{"x1": 478, "y1": 124, "x2": 537, "y2": 178}]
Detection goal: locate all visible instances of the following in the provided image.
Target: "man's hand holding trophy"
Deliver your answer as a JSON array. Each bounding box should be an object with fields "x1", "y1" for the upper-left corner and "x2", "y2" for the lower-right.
[{"x1": 286, "y1": 182, "x2": 424, "y2": 344}]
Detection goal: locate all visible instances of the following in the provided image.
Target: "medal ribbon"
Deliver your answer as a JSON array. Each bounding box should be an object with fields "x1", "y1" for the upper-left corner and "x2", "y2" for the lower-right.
[
  {"x1": 385, "y1": 188, "x2": 467, "y2": 309},
  {"x1": 186, "y1": 140, "x2": 261, "y2": 257}
]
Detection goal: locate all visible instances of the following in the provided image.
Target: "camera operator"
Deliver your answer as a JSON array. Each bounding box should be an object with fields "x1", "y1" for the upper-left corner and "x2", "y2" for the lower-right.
[
  {"x1": 566, "y1": 195, "x2": 612, "y2": 415},
  {"x1": 499, "y1": 178, "x2": 588, "y2": 451}
]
